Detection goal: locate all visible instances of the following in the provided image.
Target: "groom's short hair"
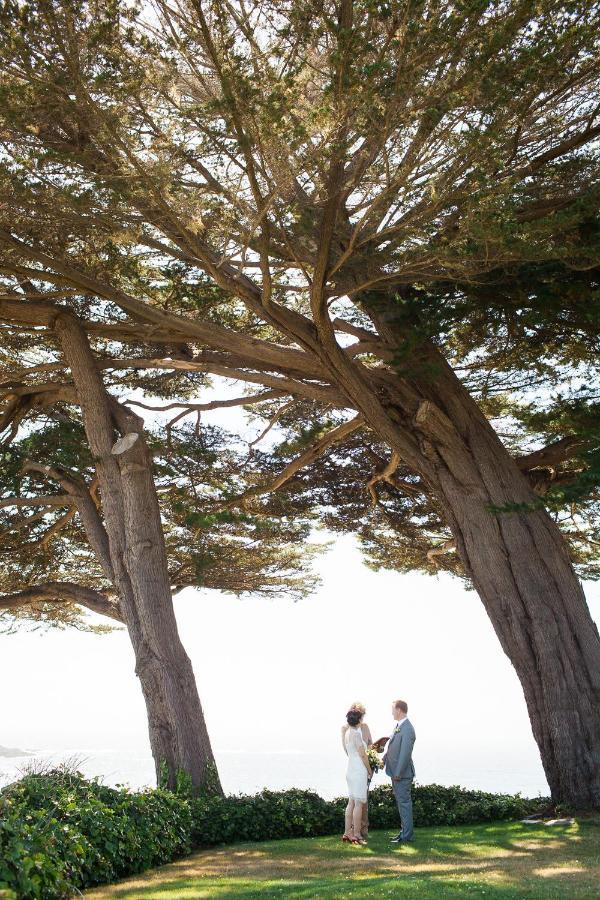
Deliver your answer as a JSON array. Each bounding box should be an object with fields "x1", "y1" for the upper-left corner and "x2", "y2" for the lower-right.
[{"x1": 394, "y1": 700, "x2": 408, "y2": 714}]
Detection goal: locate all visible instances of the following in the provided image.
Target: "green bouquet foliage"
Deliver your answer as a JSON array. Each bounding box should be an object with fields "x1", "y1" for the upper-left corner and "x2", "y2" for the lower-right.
[{"x1": 0, "y1": 771, "x2": 548, "y2": 899}]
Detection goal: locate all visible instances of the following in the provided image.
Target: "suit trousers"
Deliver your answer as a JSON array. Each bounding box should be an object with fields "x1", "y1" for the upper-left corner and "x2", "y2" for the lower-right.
[{"x1": 392, "y1": 777, "x2": 414, "y2": 840}]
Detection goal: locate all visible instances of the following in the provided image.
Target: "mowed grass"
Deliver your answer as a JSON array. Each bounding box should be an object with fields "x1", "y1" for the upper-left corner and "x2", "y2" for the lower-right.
[{"x1": 85, "y1": 819, "x2": 600, "y2": 899}]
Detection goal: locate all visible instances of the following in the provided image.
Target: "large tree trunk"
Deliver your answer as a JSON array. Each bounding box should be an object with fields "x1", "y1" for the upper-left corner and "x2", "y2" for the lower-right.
[
  {"x1": 415, "y1": 365, "x2": 600, "y2": 809},
  {"x1": 54, "y1": 313, "x2": 221, "y2": 794},
  {"x1": 365, "y1": 298, "x2": 600, "y2": 809}
]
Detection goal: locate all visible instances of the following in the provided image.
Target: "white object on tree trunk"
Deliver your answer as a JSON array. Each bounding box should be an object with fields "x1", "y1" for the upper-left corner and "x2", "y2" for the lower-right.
[{"x1": 111, "y1": 432, "x2": 139, "y2": 455}]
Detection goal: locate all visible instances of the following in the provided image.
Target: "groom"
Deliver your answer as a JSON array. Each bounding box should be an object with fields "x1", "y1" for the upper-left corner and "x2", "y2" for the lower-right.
[{"x1": 384, "y1": 699, "x2": 416, "y2": 843}]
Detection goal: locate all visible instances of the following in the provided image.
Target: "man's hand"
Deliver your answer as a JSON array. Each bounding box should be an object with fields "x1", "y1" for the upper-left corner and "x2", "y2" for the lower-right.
[{"x1": 392, "y1": 776, "x2": 401, "y2": 783}]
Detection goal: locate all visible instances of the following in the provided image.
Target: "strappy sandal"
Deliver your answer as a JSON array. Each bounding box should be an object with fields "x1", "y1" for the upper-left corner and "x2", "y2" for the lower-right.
[
  {"x1": 342, "y1": 835, "x2": 352, "y2": 842},
  {"x1": 351, "y1": 837, "x2": 367, "y2": 845}
]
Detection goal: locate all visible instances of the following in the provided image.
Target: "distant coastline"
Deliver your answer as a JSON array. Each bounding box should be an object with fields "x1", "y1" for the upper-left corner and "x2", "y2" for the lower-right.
[{"x1": 0, "y1": 744, "x2": 32, "y2": 758}]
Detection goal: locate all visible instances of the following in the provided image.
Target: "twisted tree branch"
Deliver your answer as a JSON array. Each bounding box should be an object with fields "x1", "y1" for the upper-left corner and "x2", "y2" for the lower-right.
[{"x1": 0, "y1": 582, "x2": 123, "y2": 622}]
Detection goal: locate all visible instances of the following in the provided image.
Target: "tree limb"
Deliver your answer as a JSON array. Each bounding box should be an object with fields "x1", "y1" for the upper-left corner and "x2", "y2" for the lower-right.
[
  {"x1": 366, "y1": 450, "x2": 402, "y2": 506},
  {"x1": 126, "y1": 388, "x2": 283, "y2": 414},
  {"x1": 516, "y1": 436, "x2": 589, "y2": 471},
  {"x1": 22, "y1": 461, "x2": 113, "y2": 581},
  {"x1": 248, "y1": 400, "x2": 297, "y2": 451},
  {"x1": 427, "y1": 539, "x2": 456, "y2": 565},
  {"x1": 0, "y1": 495, "x2": 71, "y2": 510},
  {"x1": 0, "y1": 582, "x2": 123, "y2": 622},
  {"x1": 229, "y1": 414, "x2": 364, "y2": 507},
  {"x1": 0, "y1": 252, "x2": 324, "y2": 380}
]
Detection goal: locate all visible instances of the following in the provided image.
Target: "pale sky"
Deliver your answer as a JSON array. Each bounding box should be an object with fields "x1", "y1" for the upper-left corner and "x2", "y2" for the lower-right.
[
  {"x1": 2, "y1": 532, "x2": 599, "y2": 797},
  {"x1": 3, "y1": 385, "x2": 599, "y2": 799}
]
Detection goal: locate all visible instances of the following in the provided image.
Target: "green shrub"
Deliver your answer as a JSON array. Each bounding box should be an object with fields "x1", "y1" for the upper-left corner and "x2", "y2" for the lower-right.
[
  {"x1": 0, "y1": 795, "x2": 87, "y2": 900},
  {"x1": 0, "y1": 769, "x2": 191, "y2": 899},
  {"x1": 190, "y1": 784, "x2": 545, "y2": 846},
  {"x1": 367, "y1": 784, "x2": 542, "y2": 830},
  {"x1": 0, "y1": 769, "x2": 548, "y2": 899},
  {"x1": 190, "y1": 788, "x2": 341, "y2": 845}
]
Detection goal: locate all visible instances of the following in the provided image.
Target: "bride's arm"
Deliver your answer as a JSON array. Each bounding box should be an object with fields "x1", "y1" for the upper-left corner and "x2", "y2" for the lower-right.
[
  {"x1": 352, "y1": 731, "x2": 372, "y2": 775},
  {"x1": 359, "y1": 743, "x2": 372, "y2": 776},
  {"x1": 341, "y1": 725, "x2": 349, "y2": 755}
]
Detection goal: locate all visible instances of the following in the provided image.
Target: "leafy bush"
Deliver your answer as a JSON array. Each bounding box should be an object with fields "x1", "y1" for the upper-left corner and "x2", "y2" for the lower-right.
[
  {"x1": 368, "y1": 784, "x2": 543, "y2": 830},
  {"x1": 0, "y1": 797, "x2": 85, "y2": 900},
  {"x1": 190, "y1": 788, "x2": 340, "y2": 845},
  {"x1": 191, "y1": 784, "x2": 545, "y2": 846},
  {"x1": 0, "y1": 769, "x2": 548, "y2": 899},
  {"x1": 0, "y1": 769, "x2": 191, "y2": 899}
]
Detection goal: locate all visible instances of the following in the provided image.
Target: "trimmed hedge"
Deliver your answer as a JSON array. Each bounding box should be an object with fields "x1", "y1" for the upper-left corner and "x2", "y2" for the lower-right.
[
  {"x1": 0, "y1": 770, "x2": 549, "y2": 899},
  {"x1": 189, "y1": 783, "x2": 542, "y2": 846},
  {"x1": 190, "y1": 788, "x2": 341, "y2": 845}
]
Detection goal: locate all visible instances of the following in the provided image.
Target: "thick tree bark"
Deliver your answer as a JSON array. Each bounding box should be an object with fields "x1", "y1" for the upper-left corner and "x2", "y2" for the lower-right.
[
  {"x1": 366, "y1": 298, "x2": 600, "y2": 809},
  {"x1": 53, "y1": 312, "x2": 221, "y2": 795}
]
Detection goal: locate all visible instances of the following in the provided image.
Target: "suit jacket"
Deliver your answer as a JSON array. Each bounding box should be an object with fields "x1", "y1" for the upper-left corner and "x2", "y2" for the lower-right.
[{"x1": 384, "y1": 719, "x2": 416, "y2": 780}]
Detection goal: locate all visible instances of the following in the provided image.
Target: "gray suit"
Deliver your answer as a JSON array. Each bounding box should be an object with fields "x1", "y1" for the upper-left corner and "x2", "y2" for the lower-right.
[{"x1": 384, "y1": 718, "x2": 416, "y2": 840}]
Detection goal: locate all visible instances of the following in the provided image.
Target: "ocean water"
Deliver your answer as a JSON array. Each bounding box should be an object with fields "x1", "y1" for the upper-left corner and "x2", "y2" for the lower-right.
[{"x1": 0, "y1": 747, "x2": 550, "y2": 799}]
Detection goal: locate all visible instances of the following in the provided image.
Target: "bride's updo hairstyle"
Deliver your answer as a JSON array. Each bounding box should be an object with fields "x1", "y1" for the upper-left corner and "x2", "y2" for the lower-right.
[{"x1": 346, "y1": 709, "x2": 363, "y2": 727}]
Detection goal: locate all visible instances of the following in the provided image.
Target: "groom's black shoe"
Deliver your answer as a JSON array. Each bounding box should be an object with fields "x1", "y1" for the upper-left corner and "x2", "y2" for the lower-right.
[{"x1": 391, "y1": 835, "x2": 413, "y2": 843}]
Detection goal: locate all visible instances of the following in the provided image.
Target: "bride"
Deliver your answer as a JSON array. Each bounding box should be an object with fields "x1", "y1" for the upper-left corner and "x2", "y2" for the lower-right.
[{"x1": 341, "y1": 706, "x2": 372, "y2": 845}]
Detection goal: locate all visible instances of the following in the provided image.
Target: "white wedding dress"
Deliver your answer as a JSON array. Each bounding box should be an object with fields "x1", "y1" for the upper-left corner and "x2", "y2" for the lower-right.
[{"x1": 345, "y1": 726, "x2": 368, "y2": 802}]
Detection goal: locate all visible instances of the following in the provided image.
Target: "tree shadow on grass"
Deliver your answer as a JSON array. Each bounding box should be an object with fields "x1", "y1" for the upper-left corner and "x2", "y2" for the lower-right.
[
  {"x1": 86, "y1": 822, "x2": 600, "y2": 900},
  {"x1": 91, "y1": 869, "x2": 595, "y2": 900}
]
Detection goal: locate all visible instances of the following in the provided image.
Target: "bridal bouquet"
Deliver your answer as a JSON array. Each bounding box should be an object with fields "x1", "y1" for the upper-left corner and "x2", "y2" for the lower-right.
[{"x1": 367, "y1": 747, "x2": 383, "y2": 776}]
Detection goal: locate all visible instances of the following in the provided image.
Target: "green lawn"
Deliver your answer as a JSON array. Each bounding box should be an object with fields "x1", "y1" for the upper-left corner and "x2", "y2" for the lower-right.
[{"x1": 85, "y1": 820, "x2": 600, "y2": 899}]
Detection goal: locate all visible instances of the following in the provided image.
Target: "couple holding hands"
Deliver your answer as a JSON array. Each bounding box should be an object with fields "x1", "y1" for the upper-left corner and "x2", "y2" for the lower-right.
[{"x1": 341, "y1": 699, "x2": 416, "y2": 846}]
